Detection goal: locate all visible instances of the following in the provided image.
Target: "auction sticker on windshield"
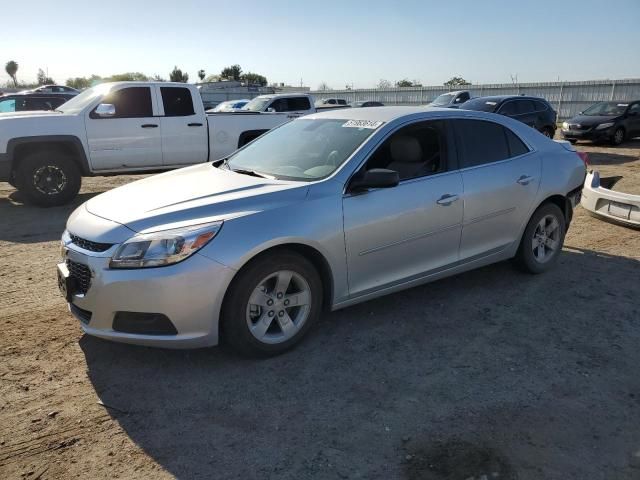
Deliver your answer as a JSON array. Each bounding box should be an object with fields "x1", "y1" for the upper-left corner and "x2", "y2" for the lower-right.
[{"x1": 342, "y1": 120, "x2": 384, "y2": 129}]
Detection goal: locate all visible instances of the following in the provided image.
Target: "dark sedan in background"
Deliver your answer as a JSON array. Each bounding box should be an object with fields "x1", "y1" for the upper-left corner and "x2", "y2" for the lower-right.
[
  {"x1": 561, "y1": 101, "x2": 640, "y2": 145},
  {"x1": 0, "y1": 92, "x2": 74, "y2": 113},
  {"x1": 461, "y1": 95, "x2": 557, "y2": 138}
]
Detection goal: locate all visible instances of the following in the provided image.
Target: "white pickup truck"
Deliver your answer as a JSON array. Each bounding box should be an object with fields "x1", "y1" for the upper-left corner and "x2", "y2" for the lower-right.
[{"x1": 0, "y1": 82, "x2": 315, "y2": 206}]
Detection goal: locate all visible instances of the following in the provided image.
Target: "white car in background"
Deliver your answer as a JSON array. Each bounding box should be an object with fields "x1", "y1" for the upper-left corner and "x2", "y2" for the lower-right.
[
  {"x1": 209, "y1": 99, "x2": 250, "y2": 112},
  {"x1": 581, "y1": 170, "x2": 640, "y2": 228}
]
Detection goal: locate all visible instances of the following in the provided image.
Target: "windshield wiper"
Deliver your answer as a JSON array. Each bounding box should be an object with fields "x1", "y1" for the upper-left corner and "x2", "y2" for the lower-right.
[{"x1": 230, "y1": 168, "x2": 275, "y2": 179}]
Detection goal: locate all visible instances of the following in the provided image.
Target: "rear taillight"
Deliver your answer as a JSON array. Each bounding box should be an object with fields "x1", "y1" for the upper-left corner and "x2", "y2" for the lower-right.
[{"x1": 576, "y1": 152, "x2": 589, "y2": 167}]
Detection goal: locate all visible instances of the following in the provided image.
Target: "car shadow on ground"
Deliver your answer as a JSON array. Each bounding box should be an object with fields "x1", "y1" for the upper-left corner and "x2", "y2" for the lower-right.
[
  {"x1": 0, "y1": 192, "x2": 99, "y2": 243},
  {"x1": 82, "y1": 248, "x2": 640, "y2": 479}
]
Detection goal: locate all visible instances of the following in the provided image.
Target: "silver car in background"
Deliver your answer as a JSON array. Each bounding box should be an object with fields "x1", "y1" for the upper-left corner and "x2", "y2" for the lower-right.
[{"x1": 59, "y1": 107, "x2": 587, "y2": 356}]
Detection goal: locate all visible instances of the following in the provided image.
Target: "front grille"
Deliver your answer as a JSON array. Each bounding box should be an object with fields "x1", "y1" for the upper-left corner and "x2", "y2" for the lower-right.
[
  {"x1": 69, "y1": 233, "x2": 113, "y2": 253},
  {"x1": 66, "y1": 259, "x2": 92, "y2": 295},
  {"x1": 70, "y1": 303, "x2": 92, "y2": 324},
  {"x1": 568, "y1": 124, "x2": 591, "y2": 131}
]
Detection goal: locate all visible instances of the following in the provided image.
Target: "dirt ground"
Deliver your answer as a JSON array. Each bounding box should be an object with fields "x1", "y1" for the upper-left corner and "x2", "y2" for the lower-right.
[{"x1": 1, "y1": 138, "x2": 639, "y2": 480}]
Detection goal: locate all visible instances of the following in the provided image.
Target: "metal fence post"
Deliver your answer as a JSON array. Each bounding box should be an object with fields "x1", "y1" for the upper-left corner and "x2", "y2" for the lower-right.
[
  {"x1": 557, "y1": 82, "x2": 563, "y2": 118},
  {"x1": 610, "y1": 81, "x2": 616, "y2": 100}
]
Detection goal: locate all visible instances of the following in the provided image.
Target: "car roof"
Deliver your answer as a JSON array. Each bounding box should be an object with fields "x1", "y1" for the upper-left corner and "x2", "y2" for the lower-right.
[
  {"x1": 471, "y1": 95, "x2": 547, "y2": 102},
  {"x1": 307, "y1": 106, "x2": 456, "y2": 122}
]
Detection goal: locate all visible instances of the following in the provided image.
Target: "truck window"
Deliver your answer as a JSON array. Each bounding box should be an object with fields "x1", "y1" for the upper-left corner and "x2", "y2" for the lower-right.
[
  {"x1": 288, "y1": 97, "x2": 311, "y2": 111},
  {"x1": 100, "y1": 87, "x2": 153, "y2": 118},
  {"x1": 160, "y1": 87, "x2": 195, "y2": 116}
]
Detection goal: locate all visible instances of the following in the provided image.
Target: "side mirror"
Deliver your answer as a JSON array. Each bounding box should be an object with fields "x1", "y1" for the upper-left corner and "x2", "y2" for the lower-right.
[
  {"x1": 349, "y1": 168, "x2": 399, "y2": 192},
  {"x1": 578, "y1": 111, "x2": 583, "y2": 115},
  {"x1": 628, "y1": 111, "x2": 638, "y2": 117},
  {"x1": 266, "y1": 107, "x2": 276, "y2": 113},
  {"x1": 95, "y1": 103, "x2": 116, "y2": 117}
]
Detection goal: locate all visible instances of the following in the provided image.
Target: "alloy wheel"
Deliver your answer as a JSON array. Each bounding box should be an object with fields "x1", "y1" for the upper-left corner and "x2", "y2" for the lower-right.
[
  {"x1": 246, "y1": 270, "x2": 312, "y2": 344},
  {"x1": 531, "y1": 214, "x2": 561, "y2": 263},
  {"x1": 33, "y1": 165, "x2": 67, "y2": 195}
]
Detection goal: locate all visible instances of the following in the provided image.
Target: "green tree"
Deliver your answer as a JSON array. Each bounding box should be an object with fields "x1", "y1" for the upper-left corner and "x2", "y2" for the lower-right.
[
  {"x1": 443, "y1": 76, "x2": 471, "y2": 87},
  {"x1": 197, "y1": 69, "x2": 206, "y2": 81},
  {"x1": 151, "y1": 74, "x2": 166, "y2": 82},
  {"x1": 169, "y1": 66, "x2": 189, "y2": 83},
  {"x1": 108, "y1": 72, "x2": 149, "y2": 82},
  {"x1": 395, "y1": 78, "x2": 416, "y2": 87},
  {"x1": 66, "y1": 75, "x2": 102, "y2": 89},
  {"x1": 37, "y1": 68, "x2": 55, "y2": 85},
  {"x1": 241, "y1": 72, "x2": 267, "y2": 86},
  {"x1": 5, "y1": 61, "x2": 18, "y2": 87},
  {"x1": 220, "y1": 64, "x2": 242, "y2": 81}
]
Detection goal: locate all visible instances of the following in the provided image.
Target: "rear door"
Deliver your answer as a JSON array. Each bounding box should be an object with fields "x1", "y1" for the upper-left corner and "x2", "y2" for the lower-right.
[
  {"x1": 157, "y1": 86, "x2": 208, "y2": 166},
  {"x1": 85, "y1": 86, "x2": 163, "y2": 170},
  {"x1": 343, "y1": 119, "x2": 464, "y2": 297},
  {"x1": 627, "y1": 102, "x2": 640, "y2": 135},
  {"x1": 454, "y1": 119, "x2": 540, "y2": 260}
]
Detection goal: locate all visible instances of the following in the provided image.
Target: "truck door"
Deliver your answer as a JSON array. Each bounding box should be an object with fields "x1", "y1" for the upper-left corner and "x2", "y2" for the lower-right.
[
  {"x1": 85, "y1": 86, "x2": 163, "y2": 170},
  {"x1": 156, "y1": 86, "x2": 209, "y2": 166}
]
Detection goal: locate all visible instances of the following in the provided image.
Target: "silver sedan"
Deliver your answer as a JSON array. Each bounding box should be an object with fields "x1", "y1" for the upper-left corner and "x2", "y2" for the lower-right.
[{"x1": 59, "y1": 107, "x2": 587, "y2": 355}]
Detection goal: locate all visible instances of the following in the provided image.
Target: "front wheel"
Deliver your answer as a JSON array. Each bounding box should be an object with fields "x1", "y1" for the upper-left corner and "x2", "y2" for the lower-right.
[
  {"x1": 222, "y1": 251, "x2": 323, "y2": 356},
  {"x1": 514, "y1": 203, "x2": 566, "y2": 274},
  {"x1": 17, "y1": 151, "x2": 81, "y2": 206},
  {"x1": 610, "y1": 127, "x2": 625, "y2": 146}
]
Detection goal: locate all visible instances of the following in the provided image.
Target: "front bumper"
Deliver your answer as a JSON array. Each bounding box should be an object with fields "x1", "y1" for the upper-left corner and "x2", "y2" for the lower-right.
[
  {"x1": 561, "y1": 127, "x2": 612, "y2": 142},
  {"x1": 61, "y1": 243, "x2": 236, "y2": 348},
  {"x1": 581, "y1": 171, "x2": 640, "y2": 228}
]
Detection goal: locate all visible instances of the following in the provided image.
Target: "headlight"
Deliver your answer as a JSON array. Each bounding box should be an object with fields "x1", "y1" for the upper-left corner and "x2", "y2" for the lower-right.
[
  {"x1": 562, "y1": 122, "x2": 569, "y2": 130},
  {"x1": 595, "y1": 122, "x2": 615, "y2": 130},
  {"x1": 109, "y1": 221, "x2": 223, "y2": 269}
]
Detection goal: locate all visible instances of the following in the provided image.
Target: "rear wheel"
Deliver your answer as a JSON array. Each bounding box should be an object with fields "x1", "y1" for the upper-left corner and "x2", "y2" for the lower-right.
[
  {"x1": 541, "y1": 127, "x2": 554, "y2": 139},
  {"x1": 610, "y1": 127, "x2": 625, "y2": 146},
  {"x1": 222, "y1": 251, "x2": 323, "y2": 356},
  {"x1": 514, "y1": 203, "x2": 566, "y2": 274},
  {"x1": 16, "y1": 151, "x2": 81, "y2": 206}
]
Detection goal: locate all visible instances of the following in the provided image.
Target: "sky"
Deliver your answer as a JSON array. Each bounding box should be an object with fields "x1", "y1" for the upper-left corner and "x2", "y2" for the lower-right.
[{"x1": 2, "y1": 0, "x2": 639, "y2": 89}]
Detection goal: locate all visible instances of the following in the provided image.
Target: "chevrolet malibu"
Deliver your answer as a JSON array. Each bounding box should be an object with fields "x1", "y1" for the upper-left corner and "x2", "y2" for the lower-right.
[{"x1": 59, "y1": 107, "x2": 586, "y2": 356}]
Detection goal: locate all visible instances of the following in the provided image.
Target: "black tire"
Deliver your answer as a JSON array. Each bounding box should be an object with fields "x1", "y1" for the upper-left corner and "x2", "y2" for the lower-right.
[
  {"x1": 541, "y1": 127, "x2": 554, "y2": 139},
  {"x1": 514, "y1": 203, "x2": 566, "y2": 274},
  {"x1": 568, "y1": 139, "x2": 577, "y2": 144},
  {"x1": 610, "y1": 127, "x2": 625, "y2": 146},
  {"x1": 16, "y1": 151, "x2": 81, "y2": 206},
  {"x1": 222, "y1": 251, "x2": 323, "y2": 357}
]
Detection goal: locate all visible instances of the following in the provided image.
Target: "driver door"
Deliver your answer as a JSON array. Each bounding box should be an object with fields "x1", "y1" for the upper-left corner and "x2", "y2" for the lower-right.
[{"x1": 342, "y1": 120, "x2": 464, "y2": 297}]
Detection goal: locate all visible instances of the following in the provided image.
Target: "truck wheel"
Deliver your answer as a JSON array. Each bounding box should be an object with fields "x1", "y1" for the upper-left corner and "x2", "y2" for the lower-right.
[
  {"x1": 17, "y1": 151, "x2": 81, "y2": 207},
  {"x1": 514, "y1": 203, "x2": 566, "y2": 274},
  {"x1": 222, "y1": 251, "x2": 323, "y2": 357}
]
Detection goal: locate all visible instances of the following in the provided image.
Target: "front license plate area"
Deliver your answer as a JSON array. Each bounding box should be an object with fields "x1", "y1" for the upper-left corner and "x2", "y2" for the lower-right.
[
  {"x1": 57, "y1": 263, "x2": 77, "y2": 303},
  {"x1": 608, "y1": 201, "x2": 631, "y2": 220}
]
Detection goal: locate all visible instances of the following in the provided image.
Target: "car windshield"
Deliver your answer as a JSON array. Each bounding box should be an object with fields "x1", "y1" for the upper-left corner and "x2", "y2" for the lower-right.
[
  {"x1": 459, "y1": 98, "x2": 498, "y2": 112},
  {"x1": 582, "y1": 102, "x2": 628, "y2": 116},
  {"x1": 241, "y1": 97, "x2": 272, "y2": 112},
  {"x1": 431, "y1": 93, "x2": 455, "y2": 106},
  {"x1": 57, "y1": 84, "x2": 111, "y2": 114},
  {"x1": 226, "y1": 118, "x2": 382, "y2": 181}
]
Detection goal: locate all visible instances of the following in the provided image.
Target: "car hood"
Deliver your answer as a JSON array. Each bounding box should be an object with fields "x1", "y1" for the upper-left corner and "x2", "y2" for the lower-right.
[
  {"x1": 85, "y1": 163, "x2": 310, "y2": 233},
  {"x1": 0, "y1": 110, "x2": 62, "y2": 119},
  {"x1": 567, "y1": 114, "x2": 621, "y2": 126}
]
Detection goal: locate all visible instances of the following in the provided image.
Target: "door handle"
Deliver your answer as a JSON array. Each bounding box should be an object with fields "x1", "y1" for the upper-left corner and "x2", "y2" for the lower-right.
[
  {"x1": 188, "y1": 122, "x2": 203, "y2": 127},
  {"x1": 436, "y1": 194, "x2": 459, "y2": 206},
  {"x1": 141, "y1": 124, "x2": 158, "y2": 128},
  {"x1": 517, "y1": 175, "x2": 534, "y2": 185}
]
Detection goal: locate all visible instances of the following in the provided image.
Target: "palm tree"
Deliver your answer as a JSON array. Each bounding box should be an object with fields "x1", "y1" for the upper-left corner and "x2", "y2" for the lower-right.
[{"x1": 5, "y1": 61, "x2": 18, "y2": 87}]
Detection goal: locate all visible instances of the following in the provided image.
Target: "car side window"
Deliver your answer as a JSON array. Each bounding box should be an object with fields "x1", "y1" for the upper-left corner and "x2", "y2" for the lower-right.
[
  {"x1": 504, "y1": 128, "x2": 530, "y2": 157},
  {"x1": 160, "y1": 87, "x2": 195, "y2": 116},
  {"x1": 455, "y1": 119, "x2": 510, "y2": 168},
  {"x1": 0, "y1": 98, "x2": 16, "y2": 112},
  {"x1": 628, "y1": 103, "x2": 640, "y2": 115},
  {"x1": 534, "y1": 100, "x2": 548, "y2": 112},
  {"x1": 269, "y1": 98, "x2": 287, "y2": 112},
  {"x1": 98, "y1": 87, "x2": 153, "y2": 118},
  {"x1": 498, "y1": 101, "x2": 517, "y2": 116},
  {"x1": 516, "y1": 100, "x2": 535, "y2": 114},
  {"x1": 456, "y1": 92, "x2": 470, "y2": 103},
  {"x1": 363, "y1": 120, "x2": 447, "y2": 181}
]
